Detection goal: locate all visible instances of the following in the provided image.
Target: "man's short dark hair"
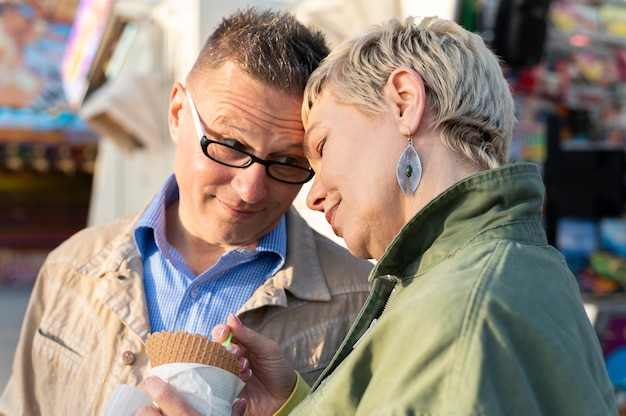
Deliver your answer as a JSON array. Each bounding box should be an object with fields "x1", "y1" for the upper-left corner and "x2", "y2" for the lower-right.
[{"x1": 188, "y1": 7, "x2": 329, "y2": 96}]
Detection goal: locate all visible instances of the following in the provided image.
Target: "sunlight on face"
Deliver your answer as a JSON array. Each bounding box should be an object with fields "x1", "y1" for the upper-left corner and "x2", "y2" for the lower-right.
[
  {"x1": 304, "y1": 92, "x2": 406, "y2": 260},
  {"x1": 172, "y1": 64, "x2": 306, "y2": 249}
]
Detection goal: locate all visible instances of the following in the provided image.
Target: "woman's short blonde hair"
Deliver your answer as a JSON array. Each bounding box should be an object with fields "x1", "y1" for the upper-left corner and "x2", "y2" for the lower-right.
[{"x1": 302, "y1": 16, "x2": 516, "y2": 169}]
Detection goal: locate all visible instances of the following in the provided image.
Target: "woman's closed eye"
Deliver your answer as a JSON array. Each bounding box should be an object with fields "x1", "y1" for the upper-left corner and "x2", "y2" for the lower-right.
[{"x1": 317, "y1": 138, "x2": 327, "y2": 157}]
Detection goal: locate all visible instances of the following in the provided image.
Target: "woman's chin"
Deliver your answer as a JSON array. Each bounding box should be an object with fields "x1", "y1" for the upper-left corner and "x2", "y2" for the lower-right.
[{"x1": 345, "y1": 239, "x2": 372, "y2": 260}]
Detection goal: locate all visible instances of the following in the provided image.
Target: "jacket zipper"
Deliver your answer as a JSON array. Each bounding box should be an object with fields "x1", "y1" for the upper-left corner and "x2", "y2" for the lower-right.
[
  {"x1": 311, "y1": 274, "x2": 397, "y2": 390},
  {"x1": 352, "y1": 275, "x2": 397, "y2": 349},
  {"x1": 353, "y1": 318, "x2": 377, "y2": 348}
]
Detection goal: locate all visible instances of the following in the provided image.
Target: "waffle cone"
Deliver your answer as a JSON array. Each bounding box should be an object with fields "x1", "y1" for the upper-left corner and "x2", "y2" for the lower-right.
[{"x1": 146, "y1": 331, "x2": 239, "y2": 376}]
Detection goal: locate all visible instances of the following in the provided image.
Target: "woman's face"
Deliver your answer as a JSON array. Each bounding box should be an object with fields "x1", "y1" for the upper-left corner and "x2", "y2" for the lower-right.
[{"x1": 304, "y1": 91, "x2": 407, "y2": 260}]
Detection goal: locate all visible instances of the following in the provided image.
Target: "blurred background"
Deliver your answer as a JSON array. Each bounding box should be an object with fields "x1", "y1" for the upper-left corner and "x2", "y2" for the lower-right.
[{"x1": 0, "y1": 0, "x2": 625, "y2": 399}]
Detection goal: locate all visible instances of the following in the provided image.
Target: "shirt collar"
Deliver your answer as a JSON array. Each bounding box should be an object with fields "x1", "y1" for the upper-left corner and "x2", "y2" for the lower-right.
[{"x1": 134, "y1": 174, "x2": 178, "y2": 258}]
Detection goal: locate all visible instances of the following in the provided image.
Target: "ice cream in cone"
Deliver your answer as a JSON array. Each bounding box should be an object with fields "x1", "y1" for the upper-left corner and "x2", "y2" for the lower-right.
[
  {"x1": 105, "y1": 331, "x2": 244, "y2": 416},
  {"x1": 145, "y1": 331, "x2": 240, "y2": 376}
]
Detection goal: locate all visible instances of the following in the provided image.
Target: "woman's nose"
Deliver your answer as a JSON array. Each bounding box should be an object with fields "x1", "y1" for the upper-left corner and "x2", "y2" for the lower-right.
[{"x1": 306, "y1": 176, "x2": 326, "y2": 212}]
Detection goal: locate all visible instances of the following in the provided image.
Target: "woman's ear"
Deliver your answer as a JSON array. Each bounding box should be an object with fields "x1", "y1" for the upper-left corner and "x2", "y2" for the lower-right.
[
  {"x1": 168, "y1": 82, "x2": 185, "y2": 144},
  {"x1": 384, "y1": 67, "x2": 426, "y2": 134}
]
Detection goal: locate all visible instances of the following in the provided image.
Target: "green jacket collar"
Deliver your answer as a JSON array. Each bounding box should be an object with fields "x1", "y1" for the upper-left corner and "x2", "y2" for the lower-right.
[{"x1": 372, "y1": 163, "x2": 545, "y2": 280}]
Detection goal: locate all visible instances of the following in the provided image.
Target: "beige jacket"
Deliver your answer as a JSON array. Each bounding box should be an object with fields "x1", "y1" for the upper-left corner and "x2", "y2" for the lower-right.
[{"x1": 0, "y1": 207, "x2": 372, "y2": 416}]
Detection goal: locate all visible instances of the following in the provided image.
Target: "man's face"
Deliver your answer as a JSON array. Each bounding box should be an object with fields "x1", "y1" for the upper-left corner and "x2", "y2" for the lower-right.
[{"x1": 168, "y1": 62, "x2": 306, "y2": 250}]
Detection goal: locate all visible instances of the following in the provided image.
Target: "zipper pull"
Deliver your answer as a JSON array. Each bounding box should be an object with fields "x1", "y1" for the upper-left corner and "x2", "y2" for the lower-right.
[{"x1": 353, "y1": 318, "x2": 378, "y2": 349}]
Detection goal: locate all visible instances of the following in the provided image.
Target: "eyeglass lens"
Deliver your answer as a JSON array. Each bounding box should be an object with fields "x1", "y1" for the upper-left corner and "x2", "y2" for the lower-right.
[{"x1": 187, "y1": 89, "x2": 313, "y2": 184}]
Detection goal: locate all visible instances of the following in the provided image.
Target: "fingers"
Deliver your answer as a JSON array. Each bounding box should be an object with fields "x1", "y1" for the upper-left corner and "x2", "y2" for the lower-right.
[
  {"x1": 212, "y1": 315, "x2": 255, "y2": 344},
  {"x1": 225, "y1": 314, "x2": 280, "y2": 357},
  {"x1": 232, "y1": 398, "x2": 247, "y2": 416},
  {"x1": 211, "y1": 323, "x2": 231, "y2": 343},
  {"x1": 141, "y1": 376, "x2": 202, "y2": 416},
  {"x1": 212, "y1": 317, "x2": 253, "y2": 384},
  {"x1": 135, "y1": 405, "x2": 162, "y2": 416},
  {"x1": 238, "y1": 356, "x2": 253, "y2": 381}
]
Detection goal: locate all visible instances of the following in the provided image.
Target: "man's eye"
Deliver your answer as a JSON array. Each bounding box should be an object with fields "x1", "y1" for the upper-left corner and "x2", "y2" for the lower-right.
[
  {"x1": 223, "y1": 138, "x2": 246, "y2": 151},
  {"x1": 276, "y1": 155, "x2": 308, "y2": 167}
]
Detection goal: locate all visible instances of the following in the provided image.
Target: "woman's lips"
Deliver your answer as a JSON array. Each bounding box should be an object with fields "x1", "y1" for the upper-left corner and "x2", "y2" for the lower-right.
[{"x1": 325, "y1": 203, "x2": 339, "y2": 235}]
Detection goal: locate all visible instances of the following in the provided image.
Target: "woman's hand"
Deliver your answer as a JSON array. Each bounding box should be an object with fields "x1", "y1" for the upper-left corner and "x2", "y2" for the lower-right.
[
  {"x1": 212, "y1": 315, "x2": 297, "y2": 416},
  {"x1": 135, "y1": 314, "x2": 294, "y2": 416}
]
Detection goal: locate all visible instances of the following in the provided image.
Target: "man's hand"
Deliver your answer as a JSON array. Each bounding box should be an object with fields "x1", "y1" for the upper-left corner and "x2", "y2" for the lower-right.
[
  {"x1": 135, "y1": 376, "x2": 202, "y2": 416},
  {"x1": 135, "y1": 376, "x2": 247, "y2": 416}
]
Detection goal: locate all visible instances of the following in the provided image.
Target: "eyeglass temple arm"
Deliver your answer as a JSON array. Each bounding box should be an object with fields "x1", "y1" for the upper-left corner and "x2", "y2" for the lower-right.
[{"x1": 184, "y1": 89, "x2": 206, "y2": 143}]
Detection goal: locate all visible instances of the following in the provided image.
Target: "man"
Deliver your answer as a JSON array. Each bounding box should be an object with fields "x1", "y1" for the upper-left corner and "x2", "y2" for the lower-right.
[{"x1": 0, "y1": 8, "x2": 372, "y2": 416}]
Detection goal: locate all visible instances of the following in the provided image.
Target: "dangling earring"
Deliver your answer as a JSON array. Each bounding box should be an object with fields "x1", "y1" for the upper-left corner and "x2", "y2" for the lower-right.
[{"x1": 396, "y1": 129, "x2": 422, "y2": 196}]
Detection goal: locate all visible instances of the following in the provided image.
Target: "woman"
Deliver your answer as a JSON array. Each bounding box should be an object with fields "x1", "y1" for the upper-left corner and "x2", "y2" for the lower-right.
[{"x1": 140, "y1": 15, "x2": 617, "y2": 416}]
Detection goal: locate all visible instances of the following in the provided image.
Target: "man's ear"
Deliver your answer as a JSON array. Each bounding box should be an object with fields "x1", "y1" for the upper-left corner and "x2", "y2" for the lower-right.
[
  {"x1": 168, "y1": 82, "x2": 185, "y2": 144},
  {"x1": 384, "y1": 67, "x2": 426, "y2": 134}
]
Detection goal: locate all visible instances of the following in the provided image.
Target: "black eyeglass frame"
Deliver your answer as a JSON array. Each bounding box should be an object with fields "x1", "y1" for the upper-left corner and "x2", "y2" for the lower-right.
[{"x1": 185, "y1": 89, "x2": 315, "y2": 185}]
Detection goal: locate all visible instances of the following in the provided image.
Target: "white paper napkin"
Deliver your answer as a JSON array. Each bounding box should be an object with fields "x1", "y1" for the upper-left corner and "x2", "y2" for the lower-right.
[
  {"x1": 102, "y1": 363, "x2": 245, "y2": 416},
  {"x1": 102, "y1": 383, "x2": 153, "y2": 416},
  {"x1": 148, "y1": 363, "x2": 245, "y2": 415}
]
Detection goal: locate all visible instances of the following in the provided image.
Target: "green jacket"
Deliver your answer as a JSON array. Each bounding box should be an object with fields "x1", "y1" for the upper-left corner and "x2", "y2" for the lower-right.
[{"x1": 290, "y1": 163, "x2": 617, "y2": 415}]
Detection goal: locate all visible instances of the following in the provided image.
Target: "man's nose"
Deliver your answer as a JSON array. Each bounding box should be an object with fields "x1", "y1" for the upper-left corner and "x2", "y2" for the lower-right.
[{"x1": 231, "y1": 162, "x2": 269, "y2": 203}]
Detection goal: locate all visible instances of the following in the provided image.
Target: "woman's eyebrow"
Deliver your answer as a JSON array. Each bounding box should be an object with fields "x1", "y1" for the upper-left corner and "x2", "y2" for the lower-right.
[{"x1": 303, "y1": 122, "x2": 321, "y2": 159}]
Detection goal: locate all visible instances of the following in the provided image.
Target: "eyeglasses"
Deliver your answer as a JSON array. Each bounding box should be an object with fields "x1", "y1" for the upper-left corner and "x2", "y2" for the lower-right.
[{"x1": 185, "y1": 89, "x2": 314, "y2": 185}]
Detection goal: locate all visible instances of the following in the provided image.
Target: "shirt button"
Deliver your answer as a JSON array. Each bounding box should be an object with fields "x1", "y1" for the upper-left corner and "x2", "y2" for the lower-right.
[
  {"x1": 191, "y1": 288, "x2": 200, "y2": 300},
  {"x1": 121, "y1": 350, "x2": 136, "y2": 366}
]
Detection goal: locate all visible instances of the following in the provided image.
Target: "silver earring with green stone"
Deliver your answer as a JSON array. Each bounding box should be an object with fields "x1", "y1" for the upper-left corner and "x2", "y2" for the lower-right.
[{"x1": 396, "y1": 131, "x2": 421, "y2": 196}]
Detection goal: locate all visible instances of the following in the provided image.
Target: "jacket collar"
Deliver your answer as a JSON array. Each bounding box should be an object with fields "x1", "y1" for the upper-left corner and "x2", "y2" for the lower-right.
[
  {"x1": 238, "y1": 207, "x2": 332, "y2": 313},
  {"x1": 63, "y1": 207, "x2": 153, "y2": 339},
  {"x1": 372, "y1": 163, "x2": 546, "y2": 280},
  {"x1": 76, "y1": 203, "x2": 332, "y2": 328}
]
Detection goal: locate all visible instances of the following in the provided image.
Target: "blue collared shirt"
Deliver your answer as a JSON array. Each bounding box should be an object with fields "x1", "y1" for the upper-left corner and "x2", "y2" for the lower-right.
[{"x1": 134, "y1": 174, "x2": 286, "y2": 336}]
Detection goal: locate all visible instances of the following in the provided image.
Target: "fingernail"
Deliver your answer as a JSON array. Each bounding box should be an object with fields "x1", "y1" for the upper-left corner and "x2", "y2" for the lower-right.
[
  {"x1": 143, "y1": 376, "x2": 157, "y2": 391},
  {"x1": 216, "y1": 327, "x2": 228, "y2": 340},
  {"x1": 231, "y1": 314, "x2": 244, "y2": 328},
  {"x1": 234, "y1": 398, "x2": 246, "y2": 414}
]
